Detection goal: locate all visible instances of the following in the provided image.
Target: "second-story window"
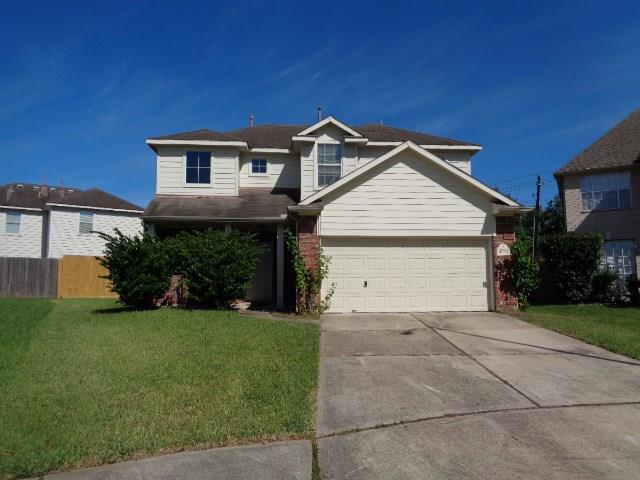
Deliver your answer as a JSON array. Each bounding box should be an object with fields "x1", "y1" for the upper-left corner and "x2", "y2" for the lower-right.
[
  {"x1": 5, "y1": 211, "x2": 21, "y2": 234},
  {"x1": 251, "y1": 158, "x2": 267, "y2": 174},
  {"x1": 317, "y1": 144, "x2": 342, "y2": 187},
  {"x1": 580, "y1": 171, "x2": 631, "y2": 211},
  {"x1": 186, "y1": 151, "x2": 211, "y2": 184},
  {"x1": 79, "y1": 211, "x2": 94, "y2": 234}
]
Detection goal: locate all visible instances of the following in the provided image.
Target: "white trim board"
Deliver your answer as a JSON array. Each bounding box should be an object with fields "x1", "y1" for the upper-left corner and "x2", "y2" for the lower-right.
[
  {"x1": 299, "y1": 141, "x2": 519, "y2": 207},
  {"x1": 46, "y1": 203, "x2": 144, "y2": 214}
]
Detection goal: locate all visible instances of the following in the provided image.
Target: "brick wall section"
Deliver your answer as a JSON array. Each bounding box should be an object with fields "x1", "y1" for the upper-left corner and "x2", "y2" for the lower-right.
[
  {"x1": 494, "y1": 215, "x2": 518, "y2": 311},
  {"x1": 563, "y1": 168, "x2": 640, "y2": 270},
  {"x1": 297, "y1": 215, "x2": 320, "y2": 273}
]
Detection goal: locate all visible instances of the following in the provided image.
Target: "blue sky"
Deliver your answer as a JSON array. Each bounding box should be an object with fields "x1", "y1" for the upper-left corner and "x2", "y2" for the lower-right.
[{"x1": 2, "y1": 1, "x2": 640, "y2": 207}]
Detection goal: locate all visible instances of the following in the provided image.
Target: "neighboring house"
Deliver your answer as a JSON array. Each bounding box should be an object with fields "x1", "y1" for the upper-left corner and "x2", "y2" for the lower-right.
[
  {"x1": 556, "y1": 108, "x2": 640, "y2": 284},
  {"x1": 0, "y1": 183, "x2": 143, "y2": 258},
  {"x1": 144, "y1": 116, "x2": 528, "y2": 312}
]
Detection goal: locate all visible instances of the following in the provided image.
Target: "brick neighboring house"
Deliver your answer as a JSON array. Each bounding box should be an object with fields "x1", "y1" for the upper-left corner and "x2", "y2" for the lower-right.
[{"x1": 556, "y1": 108, "x2": 640, "y2": 284}]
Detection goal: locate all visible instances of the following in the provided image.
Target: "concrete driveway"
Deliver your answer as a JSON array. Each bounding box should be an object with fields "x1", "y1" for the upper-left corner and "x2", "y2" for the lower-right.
[{"x1": 317, "y1": 312, "x2": 640, "y2": 479}]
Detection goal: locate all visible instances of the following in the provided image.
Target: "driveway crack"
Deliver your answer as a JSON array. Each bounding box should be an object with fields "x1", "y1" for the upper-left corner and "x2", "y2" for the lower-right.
[{"x1": 409, "y1": 314, "x2": 542, "y2": 408}]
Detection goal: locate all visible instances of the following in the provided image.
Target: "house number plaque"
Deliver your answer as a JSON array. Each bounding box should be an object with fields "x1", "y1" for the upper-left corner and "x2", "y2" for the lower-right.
[{"x1": 496, "y1": 243, "x2": 511, "y2": 256}]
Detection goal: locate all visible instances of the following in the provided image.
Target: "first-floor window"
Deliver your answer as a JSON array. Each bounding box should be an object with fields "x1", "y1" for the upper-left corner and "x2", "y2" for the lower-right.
[
  {"x1": 186, "y1": 151, "x2": 211, "y2": 184},
  {"x1": 79, "y1": 211, "x2": 94, "y2": 234},
  {"x1": 5, "y1": 211, "x2": 21, "y2": 234},
  {"x1": 251, "y1": 158, "x2": 267, "y2": 174},
  {"x1": 580, "y1": 172, "x2": 631, "y2": 210},
  {"x1": 317, "y1": 143, "x2": 342, "y2": 187},
  {"x1": 602, "y1": 240, "x2": 636, "y2": 285}
]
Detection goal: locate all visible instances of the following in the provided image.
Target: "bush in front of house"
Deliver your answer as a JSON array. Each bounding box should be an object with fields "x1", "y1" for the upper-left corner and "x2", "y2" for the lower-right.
[
  {"x1": 508, "y1": 234, "x2": 539, "y2": 309},
  {"x1": 98, "y1": 230, "x2": 173, "y2": 309},
  {"x1": 172, "y1": 229, "x2": 263, "y2": 308},
  {"x1": 540, "y1": 232, "x2": 604, "y2": 303}
]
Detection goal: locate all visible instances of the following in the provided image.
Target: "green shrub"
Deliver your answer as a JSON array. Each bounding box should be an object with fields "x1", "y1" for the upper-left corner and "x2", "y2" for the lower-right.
[
  {"x1": 540, "y1": 232, "x2": 603, "y2": 303},
  {"x1": 172, "y1": 229, "x2": 263, "y2": 308},
  {"x1": 591, "y1": 267, "x2": 620, "y2": 303},
  {"x1": 509, "y1": 235, "x2": 539, "y2": 309},
  {"x1": 98, "y1": 230, "x2": 173, "y2": 309}
]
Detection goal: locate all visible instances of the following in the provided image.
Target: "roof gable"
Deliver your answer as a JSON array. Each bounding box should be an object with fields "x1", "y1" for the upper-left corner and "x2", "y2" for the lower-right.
[
  {"x1": 297, "y1": 116, "x2": 362, "y2": 137},
  {"x1": 299, "y1": 142, "x2": 519, "y2": 207}
]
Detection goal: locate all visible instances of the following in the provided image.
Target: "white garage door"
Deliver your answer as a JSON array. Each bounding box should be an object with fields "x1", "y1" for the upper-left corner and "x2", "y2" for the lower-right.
[{"x1": 322, "y1": 237, "x2": 490, "y2": 313}]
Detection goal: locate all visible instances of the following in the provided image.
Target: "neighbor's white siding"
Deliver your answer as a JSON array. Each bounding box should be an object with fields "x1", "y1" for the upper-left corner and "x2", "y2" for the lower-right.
[
  {"x1": 319, "y1": 149, "x2": 495, "y2": 236},
  {"x1": 0, "y1": 209, "x2": 43, "y2": 257},
  {"x1": 239, "y1": 152, "x2": 300, "y2": 188},
  {"x1": 156, "y1": 146, "x2": 238, "y2": 196},
  {"x1": 47, "y1": 208, "x2": 142, "y2": 258}
]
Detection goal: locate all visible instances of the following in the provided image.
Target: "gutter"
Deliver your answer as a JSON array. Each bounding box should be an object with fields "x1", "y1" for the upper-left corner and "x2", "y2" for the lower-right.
[
  {"x1": 492, "y1": 204, "x2": 533, "y2": 215},
  {"x1": 142, "y1": 214, "x2": 289, "y2": 223}
]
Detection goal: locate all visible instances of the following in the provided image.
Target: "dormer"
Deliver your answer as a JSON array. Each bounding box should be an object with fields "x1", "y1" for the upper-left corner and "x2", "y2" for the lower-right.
[{"x1": 294, "y1": 116, "x2": 368, "y2": 199}]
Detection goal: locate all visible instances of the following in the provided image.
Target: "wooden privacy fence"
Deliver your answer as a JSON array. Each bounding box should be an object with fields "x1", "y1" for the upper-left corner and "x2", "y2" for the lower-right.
[
  {"x1": 0, "y1": 256, "x2": 116, "y2": 298},
  {"x1": 0, "y1": 257, "x2": 58, "y2": 297},
  {"x1": 57, "y1": 256, "x2": 117, "y2": 298}
]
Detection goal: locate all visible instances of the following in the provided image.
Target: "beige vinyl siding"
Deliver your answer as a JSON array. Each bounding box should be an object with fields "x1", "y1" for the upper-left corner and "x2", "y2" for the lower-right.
[
  {"x1": 434, "y1": 151, "x2": 471, "y2": 174},
  {"x1": 357, "y1": 145, "x2": 393, "y2": 164},
  {"x1": 47, "y1": 208, "x2": 142, "y2": 258},
  {"x1": 156, "y1": 146, "x2": 238, "y2": 196},
  {"x1": 0, "y1": 209, "x2": 43, "y2": 257},
  {"x1": 319, "y1": 149, "x2": 494, "y2": 236},
  {"x1": 239, "y1": 152, "x2": 300, "y2": 188}
]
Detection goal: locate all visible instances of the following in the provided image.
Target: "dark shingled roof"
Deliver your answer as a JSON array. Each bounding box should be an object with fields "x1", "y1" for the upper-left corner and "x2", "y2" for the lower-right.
[
  {"x1": 226, "y1": 125, "x2": 306, "y2": 149},
  {"x1": 149, "y1": 123, "x2": 479, "y2": 149},
  {"x1": 557, "y1": 108, "x2": 640, "y2": 175},
  {"x1": 0, "y1": 183, "x2": 143, "y2": 211},
  {"x1": 355, "y1": 124, "x2": 479, "y2": 147},
  {"x1": 149, "y1": 129, "x2": 242, "y2": 142},
  {"x1": 143, "y1": 188, "x2": 300, "y2": 219}
]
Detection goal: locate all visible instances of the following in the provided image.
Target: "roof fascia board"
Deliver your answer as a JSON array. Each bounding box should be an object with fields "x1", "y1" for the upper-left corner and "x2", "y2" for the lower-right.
[
  {"x1": 142, "y1": 215, "x2": 288, "y2": 223},
  {"x1": 291, "y1": 136, "x2": 316, "y2": 143},
  {"x1": 0, "y1": 205, "x2": 43, "y2": 212},
  {"x1": 250, "y1": 148, "x2": 291, "y2": 154},
  {"x1": 299, "y1": 142, "x2": 519, "y2": 207},
  {"x1": 46, "y1": 203, "x2": 144, "y2": 213},
  {"x1": 344, "y1": 137, "x2": 369, "y2": 144},
  {"x1": 146, "y1": 139, "x2": 248, "y2": 148},
  {"x1": 366, "y1": 141, "x2": 481, "y2": 151},
  {"x1": 297, "y1": 116, "x2": 362, "y2": 137}
]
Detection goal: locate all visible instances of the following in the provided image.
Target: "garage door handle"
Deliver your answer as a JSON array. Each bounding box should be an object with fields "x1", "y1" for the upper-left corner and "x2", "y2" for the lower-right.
[{"x1": 364, "y1": 281, "x2": 368, "y2": 288}]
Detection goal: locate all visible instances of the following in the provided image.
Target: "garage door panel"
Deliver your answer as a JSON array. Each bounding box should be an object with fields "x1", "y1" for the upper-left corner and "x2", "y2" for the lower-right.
[{"x1": 323, "y1": 237, "x2": 489, "y2": 313}]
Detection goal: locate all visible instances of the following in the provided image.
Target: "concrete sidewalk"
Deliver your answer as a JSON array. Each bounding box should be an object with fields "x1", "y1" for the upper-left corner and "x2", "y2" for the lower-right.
[{"x1": 41, "y1": 440, "x2": 312, "y2": 480}]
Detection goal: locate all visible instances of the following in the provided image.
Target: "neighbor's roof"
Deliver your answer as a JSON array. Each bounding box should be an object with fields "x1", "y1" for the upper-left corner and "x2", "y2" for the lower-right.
[
  {"x1": 0, "y1": 183, "x2": 143, "y2": 212},
  {"x1": 557, "y1": 108, "x2": 640, "y2": 175},
  {"x1": 149, "y1": 123, "x2": 479, "y2": 149},
  {"x1": 143, "y1": 188, "x2": 300, "y2": 220}
]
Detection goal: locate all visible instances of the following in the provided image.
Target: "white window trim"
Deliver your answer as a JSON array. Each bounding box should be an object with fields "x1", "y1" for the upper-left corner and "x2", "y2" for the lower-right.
[
  {"x1": 580, "y1": 171, "x2": 632, "y2": 212},
  {"x1": 5, "y1": 211, "x2": 21, "y2": 235},
  {"x1": 182, "y1": 151, "x2": 213, "y2": 188},
  {"x1": 249, "y1": 158, "x2": 269, "y2": 177},
  {"x1": 314, "y1": 141, "x2": 343, "y2": 190}
]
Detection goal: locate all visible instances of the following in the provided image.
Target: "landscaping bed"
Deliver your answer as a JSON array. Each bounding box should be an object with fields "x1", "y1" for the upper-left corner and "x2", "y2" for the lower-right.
[
  {"x1": 516, "y1": 304, "x2": 640, "y2": 360},
  {"x1": 0, "y1": 299, "x2": 319, "y2": 479}
]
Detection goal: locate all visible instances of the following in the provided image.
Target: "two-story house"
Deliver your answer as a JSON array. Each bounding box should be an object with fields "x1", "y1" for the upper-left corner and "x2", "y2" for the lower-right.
[
  {"x1": 144, "y1": 116, "x2": 527, "y2": 312},
  {"x1": 0, "y1": 183, "x2": 143, "y2": 258},
  {"x1": 556, "y1": 108, "x2": 640, "y2": 285}
]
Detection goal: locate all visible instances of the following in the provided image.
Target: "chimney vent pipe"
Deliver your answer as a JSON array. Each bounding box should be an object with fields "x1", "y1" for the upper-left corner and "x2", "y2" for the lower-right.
[{"x1": 249, "y1": 114, "x2": 255, "y2": 128}]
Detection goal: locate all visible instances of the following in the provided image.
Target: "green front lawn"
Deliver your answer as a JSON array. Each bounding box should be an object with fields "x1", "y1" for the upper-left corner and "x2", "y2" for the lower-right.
[
  {"x1": 0, "y1": 299, "x2": 319, "y2": 479},
  {"x1": 516, "y1": 304, "x2": 640, "y2": 360}
]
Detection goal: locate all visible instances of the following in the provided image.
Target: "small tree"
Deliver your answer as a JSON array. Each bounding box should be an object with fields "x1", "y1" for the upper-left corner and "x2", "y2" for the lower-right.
[
  {"x1": 541, "y1": 232, "x2": 603, "y2": 303},
  {"x1": 98, "y1": 230, "x2": 173, "y2": 309},
  {"x1": 173, "y1": 229, "x2": 263, "y2": 308},
  {"x1": 508, "y1": 234, "x2": 539, "y2": 309},
  {"x1": 284, "y1": 228, "x2": 335, "y2": 314}
]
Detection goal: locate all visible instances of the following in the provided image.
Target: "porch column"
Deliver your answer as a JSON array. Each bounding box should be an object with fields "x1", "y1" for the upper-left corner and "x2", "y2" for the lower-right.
[
  {"x1": 276, "y1": 224, "x2": 285, "y2": 310},
  {"x1": 493, "y1": 215, "x2": 518, "y2": 312}
]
